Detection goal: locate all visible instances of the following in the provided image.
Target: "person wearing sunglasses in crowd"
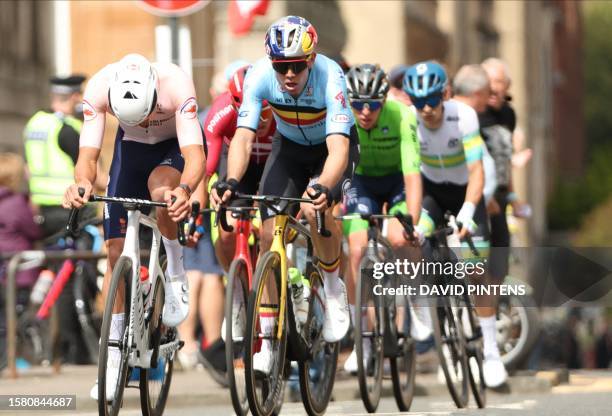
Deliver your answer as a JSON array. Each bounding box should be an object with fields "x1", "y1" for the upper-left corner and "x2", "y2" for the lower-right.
[
  {"x1": 403, "y1": 61, "x2": 506, "y2": 388},
  {"x1": 211, "y1": 15, "x2": 359, "y2": 375},
  {"x1": 341, "y1": 64, "x2": 431, "y2": 373}
]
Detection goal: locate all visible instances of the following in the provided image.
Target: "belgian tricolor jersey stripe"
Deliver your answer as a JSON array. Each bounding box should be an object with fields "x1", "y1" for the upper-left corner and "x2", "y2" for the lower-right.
[{"x1": 270, "y1": 103, "x2": 326, "y2": 126}]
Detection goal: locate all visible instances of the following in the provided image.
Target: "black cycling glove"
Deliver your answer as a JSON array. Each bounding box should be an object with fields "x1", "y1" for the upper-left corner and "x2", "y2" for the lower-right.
[
  {"x1": 213, "y1": 178, "x2": 239, "y2": 201},
  {"x1": 308, "y1": 183, "x2": 332, "y2": 207}
]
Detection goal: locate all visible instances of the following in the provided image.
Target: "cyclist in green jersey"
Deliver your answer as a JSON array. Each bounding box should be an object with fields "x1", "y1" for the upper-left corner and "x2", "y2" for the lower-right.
[{"x1": 342, "y1": 64, "x2": 427, "y2": 372}]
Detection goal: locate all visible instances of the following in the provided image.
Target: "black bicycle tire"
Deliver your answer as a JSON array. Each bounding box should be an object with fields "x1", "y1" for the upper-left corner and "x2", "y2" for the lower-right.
[
  {"x1": 355, "y1": 255, "x2": 384, "y2": 413},
  {"x1": 461, "y1": 288, "x2": 486, "y2": 408},
  {"x1": 499, "y1": 295, "x2": 541, "y2": 369},
  {"x1": 298, "y1": 267, "x2": 339, "y2": 416},
  {"x1": 98, "y1": 256, "x2": 132, "y2": 416},
  {"x1": 73, "y1": 263, "x2": 101, "y2": 364},
  {"x1": 430, "y1": 300, "x2": 469, "y2": 408},
  {"x1": 388, "y1": 305, "x2": 416, "y2": 411},
  {"x1": 226, "y1": 258, "x2": 250, "y2": 416},
  {"x1": 139, "y1": 275, "x2": 174, "y2": 416},
  {"x1": 245, "y1": 251, "x2": 287, "y2": 416}
]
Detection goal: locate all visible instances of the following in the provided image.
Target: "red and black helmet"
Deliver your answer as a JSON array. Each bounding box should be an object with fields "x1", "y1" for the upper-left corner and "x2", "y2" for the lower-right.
[{"x1": 228, "y1": 65, "x2": 250, "y2": 108}]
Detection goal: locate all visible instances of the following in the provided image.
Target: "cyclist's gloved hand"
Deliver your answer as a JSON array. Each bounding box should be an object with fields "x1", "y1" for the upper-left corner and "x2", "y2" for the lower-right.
[
  {"x1": 456, "y1": 202, "x2": 477, "y2": 236},
  {"x1": 413, "y1": 224, "x2": 426, "y2": 246},
  {"x1": 212, "y1": 178, "x2": 239, "y2": 207},
  {"x1": 307, "y1": 183, "x2": 331, "y2": 211}
]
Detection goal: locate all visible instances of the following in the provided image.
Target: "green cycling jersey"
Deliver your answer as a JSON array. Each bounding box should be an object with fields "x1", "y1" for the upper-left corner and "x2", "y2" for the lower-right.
[{"x1": 354, "y1": 100, "x2": 420, "y2": 177}]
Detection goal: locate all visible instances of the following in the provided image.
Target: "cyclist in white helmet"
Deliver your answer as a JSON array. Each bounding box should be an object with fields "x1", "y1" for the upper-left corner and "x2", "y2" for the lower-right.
[{"x1": 62, "y1": 53, "x2": 205, "y2": 401}]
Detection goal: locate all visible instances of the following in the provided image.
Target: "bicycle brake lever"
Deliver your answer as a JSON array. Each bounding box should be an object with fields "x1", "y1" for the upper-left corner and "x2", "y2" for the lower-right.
[
  {"x1": 315, "y1": 210, "x2": 331, "y2": 237},
  {"x1": 218, "y1": 206, "x2": 234, "y2": 233},
  {"x1": 172, "y1": 196, "x2": 187, "y2": 246},
  {"x1": 66, "y1": 187, "x2": 85, "y2": 238},
  {"x1": 187, "y1": 201, "x2": 200, "y2": 236}
]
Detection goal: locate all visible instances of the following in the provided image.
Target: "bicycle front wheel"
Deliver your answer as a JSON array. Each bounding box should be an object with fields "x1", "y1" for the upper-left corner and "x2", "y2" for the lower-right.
[
  {"x1": 388, "y1": 301, "x2": 416, "y2": 411},
  {"x1": 355, "y1": 257, "x2": 384, "y2": 413},
  {"x1": 298, "y1": 266, "x2": 339, "y2": 416},
  {"x1": 245, "y1": 251, "x2": 287, "y2": 416},
  {"x1": 226, "y1": 258, "x2": 250, "y2": 416},
  {"x1": 430, "y1": 298, "x2": 469, "y2": 408},
  {"x1": 98, "y1": 256, "x2": 132, "y2": 416},
  {"x1": 140, "y1": 275, "x2": 174, "y2": 416}
]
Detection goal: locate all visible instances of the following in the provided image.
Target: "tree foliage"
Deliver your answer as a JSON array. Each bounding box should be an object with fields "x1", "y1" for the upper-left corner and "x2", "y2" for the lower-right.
[{"x1": 548, "y1": 2, "x2": 612, "y2": 230}]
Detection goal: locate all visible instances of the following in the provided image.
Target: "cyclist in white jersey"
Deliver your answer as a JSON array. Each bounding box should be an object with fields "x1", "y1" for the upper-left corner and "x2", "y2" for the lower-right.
[
  {"x1": 62, "y1": 54, "x2": 206, "y2": 400},
  {"x1": 403, "y1": 61, "x2": 507, "y2": 388}
]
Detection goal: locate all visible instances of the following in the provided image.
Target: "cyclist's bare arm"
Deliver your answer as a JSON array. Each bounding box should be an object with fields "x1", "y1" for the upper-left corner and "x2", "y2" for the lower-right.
[
  {"x1": 465, "y1": 159, "x2": 484, "y2": 207},
  {"x1": 318, "y1": 134, "x2": 349, "y2": 190},
  {"x1": 210, "y1": 127, "x2": 255, "y2": 207},
  {"x1": 404, "y1": 172, "x2": 422, "y2": 224},
  {"x1": 63, "y1": 147, "x2": 100, "y2": 208},
  {"x1": 227, "y1": 127, "x2": 256, "y2": 181}
]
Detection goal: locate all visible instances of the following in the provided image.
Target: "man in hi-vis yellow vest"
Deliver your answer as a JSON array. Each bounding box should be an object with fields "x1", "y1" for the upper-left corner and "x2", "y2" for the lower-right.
[{"x1": 23, "y1": 75, "x2": 86, "y2": 237}]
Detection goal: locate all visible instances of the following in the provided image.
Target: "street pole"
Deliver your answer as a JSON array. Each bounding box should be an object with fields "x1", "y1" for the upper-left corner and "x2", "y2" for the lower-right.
[{"x1": 169, "y1": 16, "x2": 179, "y2": 65}]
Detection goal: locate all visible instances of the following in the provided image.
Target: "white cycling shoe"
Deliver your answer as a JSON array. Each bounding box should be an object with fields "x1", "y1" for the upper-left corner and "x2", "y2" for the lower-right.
[
  {"x1": 409, "y1": 304, "x2": 433, "y2": 341},
  {"x1": 483, "y1": 355, "x2": 508, "y2": 388},
  {"x1": 322, "y1": 279, "x2": 350, "y2": 343},
  {"x1": 221, "y1": 295, "x2": 245, "y2": 343},
  {"x1": 343, "y1": 338, "x2": 371, "y2": 374},
  {"x1": 90, "y1": 349, "x2": 120, "y2": 402},
  {"x1": 162, "y1": 274, "x2": 189, "y2": 327},
  {"x1": 253, "y1": 348, "x2": 273, "y2": 375}
]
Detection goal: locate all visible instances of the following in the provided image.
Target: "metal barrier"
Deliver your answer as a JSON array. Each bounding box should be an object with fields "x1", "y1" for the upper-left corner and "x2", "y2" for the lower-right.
[{"x1": 2, "y1": 250, "x2": 106, "y2": 379}]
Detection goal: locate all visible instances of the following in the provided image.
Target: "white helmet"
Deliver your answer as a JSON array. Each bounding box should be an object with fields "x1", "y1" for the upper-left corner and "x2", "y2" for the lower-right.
[{"x1": 108, "y1": 54, "x2": 158, "y2": 126}]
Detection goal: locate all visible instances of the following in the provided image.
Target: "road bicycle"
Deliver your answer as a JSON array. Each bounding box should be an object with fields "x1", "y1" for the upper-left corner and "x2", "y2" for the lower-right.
[
  {"x1": 70, "y1": 189, "x2": 183, "y2": 416},
  {"x1": 424, "y1": 214, "x2": 486, "y2": 409},
  {"x1": 215, "y1": 205, "x2": 259, "y2": 416},
  {"x1": 337, "y1": 212, "x2": 418, "y2": 413},
  {"x1": 236, "y1": 193, "x2": 337, "y2": 416}
]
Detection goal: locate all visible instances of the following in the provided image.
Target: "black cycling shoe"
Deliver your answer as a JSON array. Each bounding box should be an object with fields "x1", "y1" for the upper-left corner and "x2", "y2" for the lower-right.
[{"x1": 199, "y1": 338, "x2": 229, "y2": 388}]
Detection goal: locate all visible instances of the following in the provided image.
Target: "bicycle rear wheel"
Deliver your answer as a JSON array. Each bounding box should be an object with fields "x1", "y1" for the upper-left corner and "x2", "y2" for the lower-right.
[
  {"x1": 245, "y1": 251, "x2": 287, "y2": 416},
  {"x1": 98, "y1": 256, "x2": 132, "y2": 416},
  {"x1": 430, "y1": 298, "x2": 469, "y2": 408},
  {"x1": 73, "y1": 262, "x2": 101, "y2": 364},
  {"x1": 226, "y1": 258, "x2": 250, "y2": 416},
  {"x1": 388, "y1": 299, "x2": 416, "y2": 411},
  {"x1": 298, "y1": 266, "x2": 339, "y2": 416},
  {"x1": 140, "y1": 275, "x2": 174, "y2": 416},
  {"x1": 355, "y1": 257, "x2": 384, "y2": 413}
]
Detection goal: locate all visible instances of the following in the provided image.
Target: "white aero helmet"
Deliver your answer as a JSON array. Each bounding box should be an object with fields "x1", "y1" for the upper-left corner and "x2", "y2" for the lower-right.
[{"x1": 108, "y1": 54, "x2": 158, "y2": 126}]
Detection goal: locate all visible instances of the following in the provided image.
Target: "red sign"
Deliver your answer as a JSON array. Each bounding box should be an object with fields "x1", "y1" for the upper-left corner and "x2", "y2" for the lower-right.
[{"x1": 138, "y1": 0, "x2": 209, "y2": 17}]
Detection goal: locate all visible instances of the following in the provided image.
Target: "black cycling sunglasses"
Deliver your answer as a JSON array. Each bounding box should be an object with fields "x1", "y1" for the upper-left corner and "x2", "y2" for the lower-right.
[{"x1": 272, "y1": 59, "x2": 309, "y2": 75}]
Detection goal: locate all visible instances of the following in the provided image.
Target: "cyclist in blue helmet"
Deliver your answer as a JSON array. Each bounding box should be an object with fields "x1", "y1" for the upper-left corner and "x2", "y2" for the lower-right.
[
  {"x1": 403, "y1": 61, "x2": 507, "y2": 388},
  {"x1": 212, "y1": 15, "x2": 358, "y2": 375}
]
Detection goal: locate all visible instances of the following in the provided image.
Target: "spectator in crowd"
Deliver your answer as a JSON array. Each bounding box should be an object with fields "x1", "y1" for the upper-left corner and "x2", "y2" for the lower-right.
[
  {"x1": 387, "y1": 65, "x2": 411, "y2": 106},
  {"x1": 22, "y1": 75, "x2": 103, "y2": 365},
  {"x1": 0, "y1": 152, "x2": 42, "y2": 366},
  {"x1": 452, "y1": 64, "x2": 498, "y2": 206},
  {"x1": 0, "y1": 152, "x2": 41, "y2": 288}
]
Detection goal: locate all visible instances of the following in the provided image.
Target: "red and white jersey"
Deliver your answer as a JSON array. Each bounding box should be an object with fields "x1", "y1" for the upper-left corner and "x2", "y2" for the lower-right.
[
  {"x1": 80, "y1": 61, "x2": 203, "y2": 149},
  {"x1": 204, "y1": 91, "x2": 274, "y2": 176}
]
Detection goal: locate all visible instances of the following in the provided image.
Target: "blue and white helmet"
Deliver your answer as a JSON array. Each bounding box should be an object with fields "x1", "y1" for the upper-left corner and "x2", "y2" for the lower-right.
[
  {"x1": 264, "y1": 16, "x2": 318, "y2": 60},
  {"x1": 402, "y1": 61, "x2": 447, "y2": 98}
]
